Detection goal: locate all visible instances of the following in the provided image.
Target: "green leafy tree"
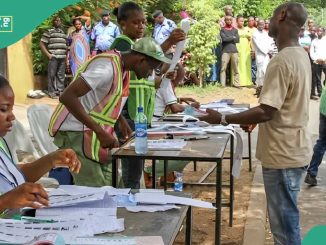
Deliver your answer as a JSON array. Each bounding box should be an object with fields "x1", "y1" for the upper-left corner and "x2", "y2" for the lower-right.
[{"x1": 185, "y1": 0, "x2": 219, "y2": 87}]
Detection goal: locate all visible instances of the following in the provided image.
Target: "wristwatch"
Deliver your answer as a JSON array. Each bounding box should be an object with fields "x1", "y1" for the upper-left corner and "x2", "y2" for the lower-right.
[{"x1": 220, "y1": 114, "x2": 229, "y2": 126}]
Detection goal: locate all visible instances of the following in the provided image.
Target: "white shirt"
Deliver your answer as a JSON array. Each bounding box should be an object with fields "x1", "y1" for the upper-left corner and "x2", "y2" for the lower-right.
[
  {"x1": 60, "y1": 58, "x2": 114, "y2": 131},
  {"x1": 0, "y1": 148, "x2": 25, "y2": 194},
  {"x1": 153, "y1": 81, "x2": 177, "y2": 121},
  {"x1": 252, "y1": 30, "x2": 273, "y2": 65},
  {"x1": 310, "y1": 36, "x2": 326, "y2": 63}
]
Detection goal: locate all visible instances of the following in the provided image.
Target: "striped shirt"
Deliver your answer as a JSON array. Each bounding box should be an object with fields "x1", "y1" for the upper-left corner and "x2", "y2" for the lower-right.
[{"x1": 41, "y1": 28, "x2": 68, "y2": 59}]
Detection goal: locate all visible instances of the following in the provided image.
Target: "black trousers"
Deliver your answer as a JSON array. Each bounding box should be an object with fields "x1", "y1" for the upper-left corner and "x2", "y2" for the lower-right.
[
  {"x1": 312, "y1": 63, "x2": 326, "y2": 97},
  {"x1": 115, "y1": 109, "x2": 144, "y2": 189},
  {"x1": 48, "y1": 57, "x2": 66, "y2": 95}
]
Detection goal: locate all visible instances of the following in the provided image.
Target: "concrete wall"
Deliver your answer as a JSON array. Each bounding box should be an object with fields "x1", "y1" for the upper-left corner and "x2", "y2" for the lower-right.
[{"x1": 7, "y1": 34, "x2": 34, "y2": 103}]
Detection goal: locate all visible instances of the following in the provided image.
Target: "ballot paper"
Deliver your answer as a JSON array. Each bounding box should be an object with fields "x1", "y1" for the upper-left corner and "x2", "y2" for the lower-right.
[
  {"x1": 37, "y1": 193, "x2": 117, "y2": 216},
  {"x1": 68, "y1": 236, "x2": 164, "y2": 245},
  {"x1": 161, "y1": 19, "x2": 190, "y2": 89},
  {"x1": 0, "y1": 221, "x2": 89, "y2": 243},
  {"x1": 134, "y1": 193, "x2": 215, "y2": 209},
  {"x1": 201, "y1": 125, "x2": 244, "y2": 178},
  {"x1": 51, "y1": 215, "x2": 124, "y2": 234},
  {"x1": 48, "y1": 192, "x2": 106, "y2": 207},
  {"x1": 126, "y1": 205, "x2": 179, "y2": 213},
  {"x1": 148, "y1": 123, "x2": 207, "y2": 136},
  {"x1": 130, "y1": 139, "x2": 187, "y2": 151},
  {"x1": 47, "y1": 185, "x2": 130, "y2": 197}
]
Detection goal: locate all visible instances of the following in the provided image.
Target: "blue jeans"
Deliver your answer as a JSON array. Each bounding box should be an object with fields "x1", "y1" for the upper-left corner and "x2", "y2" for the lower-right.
[
  {"x1": 208, "y1": 45, "x2": 222, "y2": 82},
  {"x1": 251, "y1": 58, "x2": 257, "y2": 84},
  {"x1": 263, "y1": 166, "x2": 306, "y2": 245},
  {"x1": 307, "y1": 113, "x2": 326, "y2": 177}
]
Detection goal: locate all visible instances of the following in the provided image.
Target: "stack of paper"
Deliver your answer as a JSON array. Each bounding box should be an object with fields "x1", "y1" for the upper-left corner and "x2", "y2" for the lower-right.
[
  {"x1": 0, "y1": 187, "x2": 127, "y2": 244},
  {"x1": 130, "y1": 139, "x2": 187, "y2": 151},
  {"x1": 148, "y1": 122, "x2": 207, "y2": 136},
  {"x1": 0, "y1": 185, "x2": 216, "y2": 244}
]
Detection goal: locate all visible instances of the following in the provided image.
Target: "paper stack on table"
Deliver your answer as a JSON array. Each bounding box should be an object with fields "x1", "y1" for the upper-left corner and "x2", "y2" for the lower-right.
[
  {"x1": 130, "y1": 139, "x2": 187, "y2": 151},
  {"x1": 0, "y1": 187, "x2": 127, "y2": 244},
  {"x1": 148, "y1": 121, "x2": 208, "y2": 136},
  {"x1": 0, "y1": 186, "x2": 215, "y2": 244}
]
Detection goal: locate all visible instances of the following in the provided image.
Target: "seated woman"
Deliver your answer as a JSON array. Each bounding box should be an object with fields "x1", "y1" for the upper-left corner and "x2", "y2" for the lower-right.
[{"x1": 0, "y1": 75, "x2": 81, "y2": 214}]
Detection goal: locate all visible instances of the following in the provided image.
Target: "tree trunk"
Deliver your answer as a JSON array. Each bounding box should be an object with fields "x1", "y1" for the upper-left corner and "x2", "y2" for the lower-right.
[{"x1": 199, "y1": 68, "x2": 204, "y2": 88}]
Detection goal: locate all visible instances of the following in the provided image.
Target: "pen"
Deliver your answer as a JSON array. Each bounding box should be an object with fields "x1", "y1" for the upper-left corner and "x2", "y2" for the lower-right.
[
  {"x1": 21, "y1": 216, "x2": 55, "y2": 223},
  {"x1": 183, "y1": 136, "x2": 209, "y2": 141}
]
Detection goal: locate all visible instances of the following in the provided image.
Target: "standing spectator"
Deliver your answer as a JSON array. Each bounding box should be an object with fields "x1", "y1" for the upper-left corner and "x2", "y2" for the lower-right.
[
  {"x1": 90, "y1": 9, "x2": 120, "y2": 55},
  {"x1": 200, "y1": 4, "x2": 311, "y2": 244},
  {"x1": 208, "y1": 21, "x2": 222, "y2": 83},
  {"x1": 40, "y1": 16, "x2": 67, "y2": 99},
  {"x1": 252, "y1": 20, "x2": 273, "y2": 95},
  {"x1": 152, "y1": 10, "x2": 176, "y2": 45},
  {"x1": 234, "y1": 15, "x2": 252, "y2": 86},
  {"x1": 305, "y1": 87, "x2": 326, "y2": 186},
  {"x1": 66, "y1": 16, "x2": 91, "y2": 76},
  {"x1": 254, "y1": 17, "x2": 260, "y2": 28},
  {"x1": 220, "y1": 15, "x2": 240, "y2": 87},
  {"x1": 265, "y1": 19, "x2": 278, "y2": 58},
  {"x1": 210, "y1": 5, "x2": 236, "y2": 83},
  {"x1": 219, "y1": 5, "x2": 237, "y2": 28},
  {"x1": 310, "y1": 27, "x2": 326, "y2": 99},
  {"x1": 299, "y1": 27, "x2": 312, "y2": 53},
  {"x1": 309, "y1": 26, "x2": 317, "y2": 40},
  {"x1": 247, "y1": 16, "x2": 257, "y2": 84},
  {"x1": 264, "y1": 19, "x2": 270, "y2": 32},
  {"x1": 307, "y1": 19, "x2": 315, "y2": 33}
]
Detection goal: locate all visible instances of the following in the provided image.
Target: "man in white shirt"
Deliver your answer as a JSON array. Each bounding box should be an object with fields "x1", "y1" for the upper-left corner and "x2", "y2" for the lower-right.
[
  {"x1": 310, "y1": 27, "x2": 326, "y2": 99},
  {"x1": 252, "y1": 20, "x2": 273, "y2": 95},
  {"x1": 153, "y1": 72, "x2": 199, "y2": 121}
]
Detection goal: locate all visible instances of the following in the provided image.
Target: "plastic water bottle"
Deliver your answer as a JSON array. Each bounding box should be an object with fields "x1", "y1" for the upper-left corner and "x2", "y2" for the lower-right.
[
  {"x1": 184, "y1": 105, "x2": 194, "y2": 116},
  {"x1": 134, "y1": 106, "x2": 148, "y2": 154},
  {"x1": 174, "y1": 172, "x2": 183, "y2": 192}
]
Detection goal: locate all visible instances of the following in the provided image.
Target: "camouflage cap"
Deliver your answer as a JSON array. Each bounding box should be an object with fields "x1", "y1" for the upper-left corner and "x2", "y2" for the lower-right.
[
  {"x1": 101, "y1": 9, "x2": 110, "y2": 16},
  {"x1": 131, "y1": 37, "x2": 172, "y2": 64}
]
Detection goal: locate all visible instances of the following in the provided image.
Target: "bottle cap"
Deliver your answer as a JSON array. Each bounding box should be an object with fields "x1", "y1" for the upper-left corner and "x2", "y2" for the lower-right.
[{"x1": 137, "y1": 106, "x2": 144, "y2": 113}]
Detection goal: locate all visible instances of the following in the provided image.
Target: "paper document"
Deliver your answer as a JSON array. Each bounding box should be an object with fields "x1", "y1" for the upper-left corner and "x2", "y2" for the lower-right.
[
  {"x1": 47, "y1": 186, "x2": 130, "y2": 197},
  {"x1": 202, "y1": 125, "x2": 244, "y2": 178},
  {"x1": 126, "y1": 205, "x2": 178, "y2": 213},
  {"x1": 0, "y1": 221, "x2": 90, "y2": 244},
  {"x1": 134, "y1": 193, "x2": 215, "y2": 209},
  {"x1": 161, "y1": 19, "x2": 190, "y2": 89},
  {"x1": 68, "y1": 236, "x2": 164, "y2": 245},
  {"x1": 130, "y1": 139, "x2": 187, "y2": 151}
]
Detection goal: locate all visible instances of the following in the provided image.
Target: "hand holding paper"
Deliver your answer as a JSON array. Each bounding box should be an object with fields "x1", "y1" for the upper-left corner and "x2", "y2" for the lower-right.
[
  {"x1": 0, "y1": 183, "x2": 48, "y2": 210},
  {"x1": 198, "y1": 108, "x2": 222, "y2": 124},
  {"x1": 161, "y1": 19, "x2": 190, "y2": 89}
]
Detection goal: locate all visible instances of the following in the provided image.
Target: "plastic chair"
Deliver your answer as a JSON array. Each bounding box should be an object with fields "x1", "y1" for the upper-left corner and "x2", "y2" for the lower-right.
[
  {"x1": 27, "y1": 104, "x2": 73, "y2": 185},
  {"x1": 4, "y1": 119, "x2": 40, "y2": 164},
  {"x1": 27, "y1": 104, "x2": 58, "y2": 156}
]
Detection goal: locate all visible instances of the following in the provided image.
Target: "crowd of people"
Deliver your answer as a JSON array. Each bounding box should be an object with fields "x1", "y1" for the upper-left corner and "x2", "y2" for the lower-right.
[{"x1": 1, "y1": 2, "x2": 326, "y2": 245}]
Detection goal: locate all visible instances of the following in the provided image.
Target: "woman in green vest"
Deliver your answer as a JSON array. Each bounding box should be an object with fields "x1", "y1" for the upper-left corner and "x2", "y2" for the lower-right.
[{"x1": 111, "y1": 2, "x2": 186, "y2": 188}]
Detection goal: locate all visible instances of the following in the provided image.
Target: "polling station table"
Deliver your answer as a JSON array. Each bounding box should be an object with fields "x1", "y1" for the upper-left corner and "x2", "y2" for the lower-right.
[
  {"x1": 112, "y1": 134, "x2": 231, "y2": 245},
  {"x1": 114, "y1": 205, "x2": 191, "y2": 245}
]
